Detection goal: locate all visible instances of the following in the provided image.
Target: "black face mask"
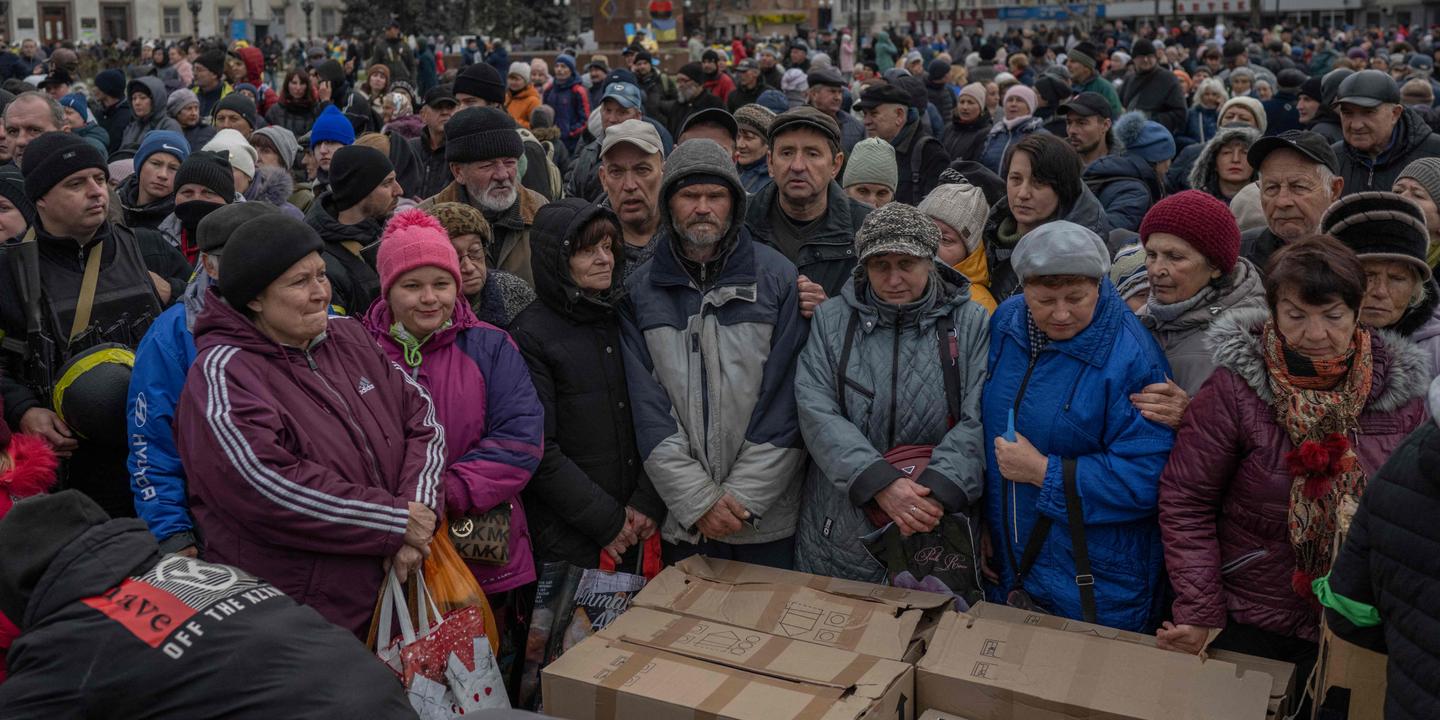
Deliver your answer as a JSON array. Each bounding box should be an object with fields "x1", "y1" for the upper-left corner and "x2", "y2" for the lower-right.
[{"x1": 174, "y1": 200, "x2": 225, "y2": 234}]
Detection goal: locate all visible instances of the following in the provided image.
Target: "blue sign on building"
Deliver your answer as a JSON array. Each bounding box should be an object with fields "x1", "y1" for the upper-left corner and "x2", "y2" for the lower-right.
[{"x1": 997, "y1": 4, "x2": 1107, "y2": 20}]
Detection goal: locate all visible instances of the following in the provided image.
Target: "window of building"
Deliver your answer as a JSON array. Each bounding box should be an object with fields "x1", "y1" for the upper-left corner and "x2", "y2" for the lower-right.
[
  {"x1": 217, "y1": 5, "x2": 233, "y2": 35},
  {"x1": 162, "y1": 6, "x2": 181, "y2": 35},
  {"x1": 320, "y1": 8, "x2": 338, "y2": 35}
]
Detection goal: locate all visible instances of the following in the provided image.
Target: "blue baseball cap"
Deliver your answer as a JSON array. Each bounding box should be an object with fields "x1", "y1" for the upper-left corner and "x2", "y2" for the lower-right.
[
  {"x1": 134, "y1": 130, "x2": 191, "y2": 172},
  {"x1": 601, "y1": 82, "x2": 644, "y2": 110}
]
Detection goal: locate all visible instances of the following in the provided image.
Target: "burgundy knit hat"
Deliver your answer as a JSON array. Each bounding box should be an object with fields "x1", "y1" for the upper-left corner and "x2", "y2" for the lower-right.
[
  {"x1": 1139, "y1": 190, "x2": 1241, "y2": 274},
  {"x1": 377, "y1": 208, "x2": 463, "y2": 299}
]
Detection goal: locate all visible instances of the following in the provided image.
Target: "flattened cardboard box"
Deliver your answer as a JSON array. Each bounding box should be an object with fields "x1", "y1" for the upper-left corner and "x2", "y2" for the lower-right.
[
  {"x1": 542, "y1": 606, "x2": 914, "y2": 720},
  {"x1": 632, "y1": 556, "x2": 952, "y2": 661},
  {"x1": 964, "y1": 601, "x2": 1296, "y2": 718},
  {"x1": 918, "y1": 711, "x2": 975, "y2": 720},
  {"x1": 917, "y1": 612, "x2": 1273, "y2": 720}
]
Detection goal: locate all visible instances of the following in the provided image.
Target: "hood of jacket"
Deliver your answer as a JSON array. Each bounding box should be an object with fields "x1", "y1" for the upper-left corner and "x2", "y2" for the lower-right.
[
  {"x1": 1188, "y1": 125, "x2": 1261, "y2": 194},
  {"x1": 1087, "y1": 151, "x2": 1163, "y2": 201},
  {"x1": 1207, "y1": 307, "x2": 1430, "y2": 413},
  {"x1": 1142, "y1": 257, "x2": 1266, "y2": 333},
  {"x1": 237, "y1": 46, "x2": 265, "y2": 86},
  {"x1": 0, "y1": 491, "x2": 157, "y2": 629},
  {"x1": 657, "y1": 141, "x2": 748, "y2": 265},
  {"x1": 996, "y1": 277, "x2": 1133, "y2": 368},
  {"x1": 253, "y1": 125, "x2": 299, "y2": 168},
  {"x1": 193, "y1": 285, "x2": 306, "y2": 357},
  {"x1": 304, "y1": 191, "x2": 382, "y2": 247},
  {"x1": 130, "y1": 75, "x2": 171, "y2": 117},
  {"x1": 952, "y1": 240, "x2": 990, "y2": 290},
  {"x1": 1429, "y1": 375, "x2": 1440, "y2": 428},
  {"x1": 1392, "y1": 277, "x2": 1440, "y2": 338},
  {"x1": 244, "y1": 164, "x2": 295, "y2": 207},
  {"x1": 117, "y1": 171, "x2": 176, "y2": 224},
  {"x1": 529, "y1": 197, "x2": 627, "y2": 323}
]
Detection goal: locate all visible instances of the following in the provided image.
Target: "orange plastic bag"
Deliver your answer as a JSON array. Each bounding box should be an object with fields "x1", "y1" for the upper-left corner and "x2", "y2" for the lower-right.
[{"x1": 424, "y1": 521, "x2": 500, "y2": 657}]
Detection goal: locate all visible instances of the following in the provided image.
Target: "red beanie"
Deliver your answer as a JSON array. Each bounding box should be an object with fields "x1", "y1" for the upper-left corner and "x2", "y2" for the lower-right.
[
  {"x1": 377, "y1": 208, "x2": 463, "y2": 299},
  {"x1": 1139, "y1": 190, "x2": 1241, "y2": 274}
]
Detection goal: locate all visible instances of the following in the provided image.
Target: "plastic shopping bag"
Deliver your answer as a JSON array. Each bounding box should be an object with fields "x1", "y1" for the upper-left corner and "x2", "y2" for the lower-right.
[
  {"x1": 376, "y1": 569, "x2": 510, "y2": 719},
  {"x1": 423, "y1": 521, "x2": 500, "y2": 656}
]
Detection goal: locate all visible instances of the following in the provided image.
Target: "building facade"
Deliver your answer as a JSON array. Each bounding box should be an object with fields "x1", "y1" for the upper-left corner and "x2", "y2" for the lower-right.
[{"x1": 1, "y1": 0, "x2": 345, "y2": 45}]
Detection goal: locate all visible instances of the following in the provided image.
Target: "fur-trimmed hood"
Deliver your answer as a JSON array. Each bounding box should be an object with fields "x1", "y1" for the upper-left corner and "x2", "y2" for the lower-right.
[
  {"x1": 1206, "y1": 307, "x2": 1431, "y2": 413},
  {"x1": 1188, "y1": 125, "x2": 1261, "y2": 197}
]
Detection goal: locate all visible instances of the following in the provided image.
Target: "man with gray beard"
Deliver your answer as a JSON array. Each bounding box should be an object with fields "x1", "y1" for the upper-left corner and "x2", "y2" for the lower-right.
[
  {"x1": 420, "y1": 107, "x2": 545, "y2": 286},
  {"x1": 621, "y1": 139, "x2": 808, "y2": 569}
]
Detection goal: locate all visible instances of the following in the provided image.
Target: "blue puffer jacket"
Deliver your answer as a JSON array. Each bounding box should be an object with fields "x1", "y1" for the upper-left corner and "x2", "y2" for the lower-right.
[
  {"x1": 1083, "y1": 153, "x2": 1161, "y2": 234},
  {"x1": 126, "y1": 279, "x2": 205, "y2": 552},
  {"x1": 978, "y1": 116, "x2": 1044, "y2": 174},
  {"x1": 981, "y1": 280, "x2": 1176, "y2": 632},
  {"x1": 1182, "y1": 105, "x2": 1218, "y2": 148},
  {"x1": 543, "y1": 55, "x2": 591, "y2": 152}
]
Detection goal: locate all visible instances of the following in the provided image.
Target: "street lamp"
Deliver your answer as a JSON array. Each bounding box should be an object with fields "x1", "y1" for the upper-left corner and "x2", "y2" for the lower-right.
[
  {"x1": 300, "y1": 0, "x2": 314, "y2": 42},
  {"x1": 552, "y1": 0, "x2": 570, "y2": 44},
  {"x1": 187, "y1": 0, "x2": 202, "y2": 38}
]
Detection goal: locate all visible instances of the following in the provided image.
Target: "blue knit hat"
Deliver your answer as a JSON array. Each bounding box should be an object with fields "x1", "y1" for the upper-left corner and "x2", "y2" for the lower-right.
[
  {"x1": 757, "y1": 89, "x2": 789, "y2": 114},
  {"x1": 59, "y1": 93, "x2": 91, "y2": 124},
  {"x1": 309, "y1": 104, "x2": 355, "y2": 148},
  {"x1": 1115, "y1": 111, "x2": 1176, "y2": 164},
  {"x1": 134, "y1": 130, "x2": 190, "y2": 172}
]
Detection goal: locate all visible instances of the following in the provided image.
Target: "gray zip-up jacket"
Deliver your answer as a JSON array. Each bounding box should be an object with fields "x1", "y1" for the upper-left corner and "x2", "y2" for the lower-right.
[{"x1": 794, "y1": 264, "x2": 989, "y2": 581}]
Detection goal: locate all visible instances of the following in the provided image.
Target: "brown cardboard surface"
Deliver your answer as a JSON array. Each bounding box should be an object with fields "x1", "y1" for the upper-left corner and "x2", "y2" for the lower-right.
[
  {"x1": 963, "y1": 601, "x2": 1296, "y2": 716},
  {"x1": 633, "y1": 557, "x2": 951, "y2": 661},
  {"x1": 917, "y1": 612, "x2": 1273, "y2": 720},
  {"x1": 1310, "y1": 500, "x2": 1386, "y2": 720},
  {"x1": 542, "y1": 606, "x2": 914, "y2": 720},
  {"x1": 918, "y1": 711, "x2": 975, "y2": 720}
]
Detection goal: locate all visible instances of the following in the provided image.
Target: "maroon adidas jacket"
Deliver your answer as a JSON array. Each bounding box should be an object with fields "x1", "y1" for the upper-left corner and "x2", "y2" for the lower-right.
[{"x1": 175, "y1": 289, "x2": 445, "y2": 636}]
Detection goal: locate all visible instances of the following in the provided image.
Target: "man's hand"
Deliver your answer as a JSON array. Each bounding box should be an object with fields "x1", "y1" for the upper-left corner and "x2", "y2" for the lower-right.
[
  {"x1": 1130, "y1": 378, "x2": 1190, "y2": 430},
  {"x1": 389, "y1": 544, "x2": 425, "y2": 581},
  {"x1": 403, "y1": 502, "x2": 437, "y2": 549},
  {"x1": 1156, "y1": 622, "x2": 1213, "y2": 655},
  {"x1": 994, "y1": 432, "x2": 1048, "y2": 487},
  {"x1": 626, "y1": 506, "x2": 657, "y2": 540},
  {"x1": 148, "y1": 271, "x2": 173, "y2": 305},
  {"x1": 603, "y1": 522, "x2": 639, "y2": 562},
  {"x1": 175, "y1": 545, "x2": 200, "y2": 559},
  {"x1": 874, "y1": 477, "x2": 943, "y2": 536},
  {"x1": 20, "y1": 407, "x2": 78, "y2": 456},
  {"x1": 797, "y1": 275, "x2": 827, "y2": 319},
  {"x1": 696, "y1": 494, "x2": 749, "y2": 539}
]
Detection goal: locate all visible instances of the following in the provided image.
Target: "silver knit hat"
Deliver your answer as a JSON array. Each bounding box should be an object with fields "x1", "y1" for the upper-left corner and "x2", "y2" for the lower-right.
[
  {"x1": 854, "y1": 201, "x2": 941, "y2": 263},
  {"x1": 841, "y1": 137, "x2": 898, "y2": 191}
]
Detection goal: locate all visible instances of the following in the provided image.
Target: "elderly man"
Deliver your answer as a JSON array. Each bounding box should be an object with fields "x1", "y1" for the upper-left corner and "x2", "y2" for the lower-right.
[
  {"x1": 745, "y1": 106, "x2": 871, "y2": 311},
  {"x1": 1120, "y1": 40, "x2": 1187, "y2": 134},
  {"x1": 1241, "y1": 130, "x2": 1345, "y2": 270},
  {"x1": 567, "y1": 80, "x2": 673, "y2": 202},
  {"x1": 421, "y1": 107, "x2": 544, "y2": 286},
  {"x1": 1331, "y1": 70, "x2": 1440, "y2": 194},
  {"x1": 4, "y1": 91, "x2": 66, "y2": 165},
  {"x1": 807, "y1": 66, "x2": 864, "y2": 155},
  {"x1": 598, "y1": 119, "x2": 666, "y2": 275},
  {"x1": 857, "y1": 82, "x2": 948, "y2": 206},
  {"x1": 727, "y1": 59, "x2": 766, "y2": 111},
  {"x1": 621, "y1": 138, "x2": 807, "y2": 569}
]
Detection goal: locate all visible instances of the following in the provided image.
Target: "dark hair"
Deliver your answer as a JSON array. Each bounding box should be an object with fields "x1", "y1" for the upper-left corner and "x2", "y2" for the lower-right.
[
  {"x1": 281, "y1": 69, "x2": 314, "y2": 104},
  {"x1": 1002, "y1": 133, "x2": 1084, "y2": 217},
  {"x1": 573, "y1": 213, "x2": 621, "y2": 254},
  {"x1": 1263, "y1": 234, "x2": 1366, "y2": 314}
]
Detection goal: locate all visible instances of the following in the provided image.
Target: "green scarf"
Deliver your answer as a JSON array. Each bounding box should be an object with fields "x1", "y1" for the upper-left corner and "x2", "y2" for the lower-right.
[{"x1": 389, "y1": 320, "x2": 451, "y2": 368}]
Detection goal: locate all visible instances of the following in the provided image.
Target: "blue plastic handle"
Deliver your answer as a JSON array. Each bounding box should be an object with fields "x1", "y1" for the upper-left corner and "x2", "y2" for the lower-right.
[{"x1": 1004, "y1": 409, "x2": 1016, "y2": 442}]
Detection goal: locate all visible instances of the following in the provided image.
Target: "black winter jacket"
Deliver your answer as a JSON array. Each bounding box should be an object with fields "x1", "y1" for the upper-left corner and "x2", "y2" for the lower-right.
[
  {"x1": 1333, "y1": 108, "x2": 1440, "y2": 194},
  {"x1": 510, "y1": 199, "x2": 665, "y2": 568},
  {"x1": 744, "y1": 181, "x2": 870, "y2": 298},
  {"x1": 943, "y1": 113, "x2": 992, "y2": 163},
  {"x1": 303, "y1": 193, "x2": 381, "y2": 316},
  {"x1": 892, "y1": 116, "x2": 950, "y2": 206},
  {"x1": 264, "y1": 100, "x2": 319, "y2": 138},
  {"x1": 114, "y1": 173, "x2": 175, "y2": 231},
  {"x1": 1120, "y1": 67, "x2": 1188, "y2": 135},
  {"x1": 0, "y1": 492, "x2": 415, "y2": 719},
  {"x1": 1325, "y1": 390, "x2": 1440, "y2": 720},
  {"x1": 926, "y1": 80, "x2": 956, "y2": 129}
]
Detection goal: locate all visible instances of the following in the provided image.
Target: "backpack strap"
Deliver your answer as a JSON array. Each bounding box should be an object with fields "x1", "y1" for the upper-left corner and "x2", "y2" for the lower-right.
[
  {"x1": 1008, "y1": 458, "x2": 1096, "y2": 623},
  {"x1": 835, "y1": 310, "x2": 862, "y2": 419}
]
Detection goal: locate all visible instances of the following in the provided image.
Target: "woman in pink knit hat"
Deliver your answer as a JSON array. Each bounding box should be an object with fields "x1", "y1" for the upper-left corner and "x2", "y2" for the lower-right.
[{"x1": 361, "y1": 207, "x2": 544, "y2": 670}]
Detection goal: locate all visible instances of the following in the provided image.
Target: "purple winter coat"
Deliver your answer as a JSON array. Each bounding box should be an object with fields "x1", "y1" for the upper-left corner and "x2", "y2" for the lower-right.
[
  {"x1": 363, "y1": 298, "x2": 543, "y2": 594},
  {"x1": 1160, "y1": 309, "x2": 1429, "y2": 642},
  {"x1": 176, "y1": 289, "x2": 447, "y2": 637}
]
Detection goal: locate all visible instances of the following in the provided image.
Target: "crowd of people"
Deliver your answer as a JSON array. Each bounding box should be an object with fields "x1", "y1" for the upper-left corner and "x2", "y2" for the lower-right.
[{"x1": 0, "y1": 17, "x2": 1438, "y2": 718}]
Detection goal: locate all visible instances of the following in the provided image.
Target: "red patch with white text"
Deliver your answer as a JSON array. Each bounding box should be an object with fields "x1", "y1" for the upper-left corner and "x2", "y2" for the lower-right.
[{"x1": 81, "y1": 578, "x2": 197, "y2": 648}]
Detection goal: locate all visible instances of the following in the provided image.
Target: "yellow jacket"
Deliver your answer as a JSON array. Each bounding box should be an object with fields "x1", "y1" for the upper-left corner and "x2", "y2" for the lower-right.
[{"x1": 952, "y1": 244, "x2": 996, "y2": 314}]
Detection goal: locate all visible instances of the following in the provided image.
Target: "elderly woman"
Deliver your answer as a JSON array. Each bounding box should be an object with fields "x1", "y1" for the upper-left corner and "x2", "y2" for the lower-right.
[
  {"x1": 978, "y1": 84, "x2": 1044, "y2": 174},
  {"x1": 510, "y1": 199, "x2": 664, "y2": 568},
  {"x1": 175, "y1": 214, "x2": 445, "y2": 638},
  {"x1": 1159, "y1": 234, "x2": 1427, "y2": 679},
  {"x1": 981, "y1": 220, "x2": 1175, "y2": 631},
  {"x1": 1218, "y1": 96, "x2": 1267, "y2": 133},
  {"x1": 1129, "y1": 191, "x2": 1267, "y2": 429},
  {"x1": 1187, "y1": 126, "x2": 1260, "y2": 203},
  {"x1": 983, "y1": 132, "x2": 1112, "y2": 300},
  {"x1": 943, "y1": 83, "x2": 991, "y2": 163},
  {"x1": 1395, "y1": 158, "x2": 1440, "y2": 268},
  {"x1": 428, "y1": 202, "x2": 535, "y2": 328},
  {"x1": 1185, "y1": 79, "x2": 1229, "y2": 146},
  {"x1": 795, "y1": 202, "x2": 989, "y2": 582},
  {"x1": 1228, "y1": 66, "x2": 1256, "y2": 98},
  {"x1": 1321, "y1": 192, "x2": 1440, "y2": 376},
  {"x1": 361, "y1": 208, "x2": 543, "y2": 625}
]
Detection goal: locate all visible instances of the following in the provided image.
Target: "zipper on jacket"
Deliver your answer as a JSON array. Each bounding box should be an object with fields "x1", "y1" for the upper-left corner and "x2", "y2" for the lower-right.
[
  {"x1": 305, "y1": 349, "x2": 386, "y2": 487},
  {"x1": 887, "y1": 315, "x2": 902, "y2": 448}
]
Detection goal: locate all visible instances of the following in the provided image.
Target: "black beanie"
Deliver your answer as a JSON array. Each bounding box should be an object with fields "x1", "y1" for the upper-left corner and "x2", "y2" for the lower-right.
[
  {"x1": 213, "y1": 92, "x2": 258, "y2": 131},
  {"x1": 329, "y1": 144, "x2": 394, "y2": 212},
  {"x1": 197, "y1": 201, "x2": 280, "y2": 255},
  {"x1": 1321, "y1": 191, "x2": 1432, "y2": 281},
  {"x1": 219, "y1": 214, "x2": 325, "y2": 310},
  {"x1": 0, "y1": 164, "x2": 36, "y2": 232},
  {"x1": 196, "y1": 49, "x2": 226, "y2": 77},
  {"x1": 0, "y1": 491, "x2": 112, "y2": 628},
  {"x1": 174, "y1": 150, "x2": 235, "y2": 201},
  {"x1": 453, "y1": 65, "x2": 506, "y2": 105},
  {"x1": 21, "y1": 132, "x2": 107, "y2": 202},
  {"x1": 444, "y1": 107, "x2": 523, "y2": 164},
  {"x1": 678, "y1": 63, "x2": 705, "y2": 83}
]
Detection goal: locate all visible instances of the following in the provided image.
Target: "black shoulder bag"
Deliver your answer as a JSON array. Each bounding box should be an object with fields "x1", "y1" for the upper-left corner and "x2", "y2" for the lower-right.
[{"x1": 1004, "y1": 457, "x2": 1098, "y2": 623}]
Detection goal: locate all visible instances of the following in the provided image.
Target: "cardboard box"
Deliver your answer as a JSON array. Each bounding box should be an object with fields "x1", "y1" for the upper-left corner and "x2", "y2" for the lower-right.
[
  {"x1": 918, "y1": 711, "x2": 975, "y2": 720},
  {"x1": 917, "y1": 612, "x2": 1275, "y2": 719},
  {"x1": 964, "y1": 602, "x2": 1296, "y2": 718},
  {"x1": 542, "y1": 606, "x2": 914, "y2": 720},
  {"x1": 1313, "y1": 500, "x2": 1387, "y2": 719},
  {"x1": 632, "y1": 556, "x2": 953, "y2": 662}
]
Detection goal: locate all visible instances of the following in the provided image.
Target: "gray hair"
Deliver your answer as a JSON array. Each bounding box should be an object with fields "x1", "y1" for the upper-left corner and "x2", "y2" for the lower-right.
[{"x1": 4, "y1": 91, "x2": 65, "y2": 132}]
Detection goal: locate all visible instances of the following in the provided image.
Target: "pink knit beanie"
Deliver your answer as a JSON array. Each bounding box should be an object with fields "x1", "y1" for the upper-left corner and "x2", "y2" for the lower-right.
[
  {"x1": 377, "y1": 208, "x2": 462, "y2": 298},
  {"x1": 1004, "y1": 84, "x2": 1037, "y2": 115}
]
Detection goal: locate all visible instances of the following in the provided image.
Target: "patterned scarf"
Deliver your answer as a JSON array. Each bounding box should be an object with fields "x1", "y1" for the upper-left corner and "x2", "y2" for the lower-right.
[
  {"x1": 1261, "y1": 320, "x2": 1373, "y2": 603},
  {"x1": 1024, "y1": 310, "x2": 1050, "y2": 361}
]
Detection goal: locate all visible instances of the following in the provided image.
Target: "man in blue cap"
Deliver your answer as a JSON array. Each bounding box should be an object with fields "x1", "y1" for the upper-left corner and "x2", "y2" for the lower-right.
[{"x1": 565, "y1": 79, "x2": 673, "y2": 202}]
